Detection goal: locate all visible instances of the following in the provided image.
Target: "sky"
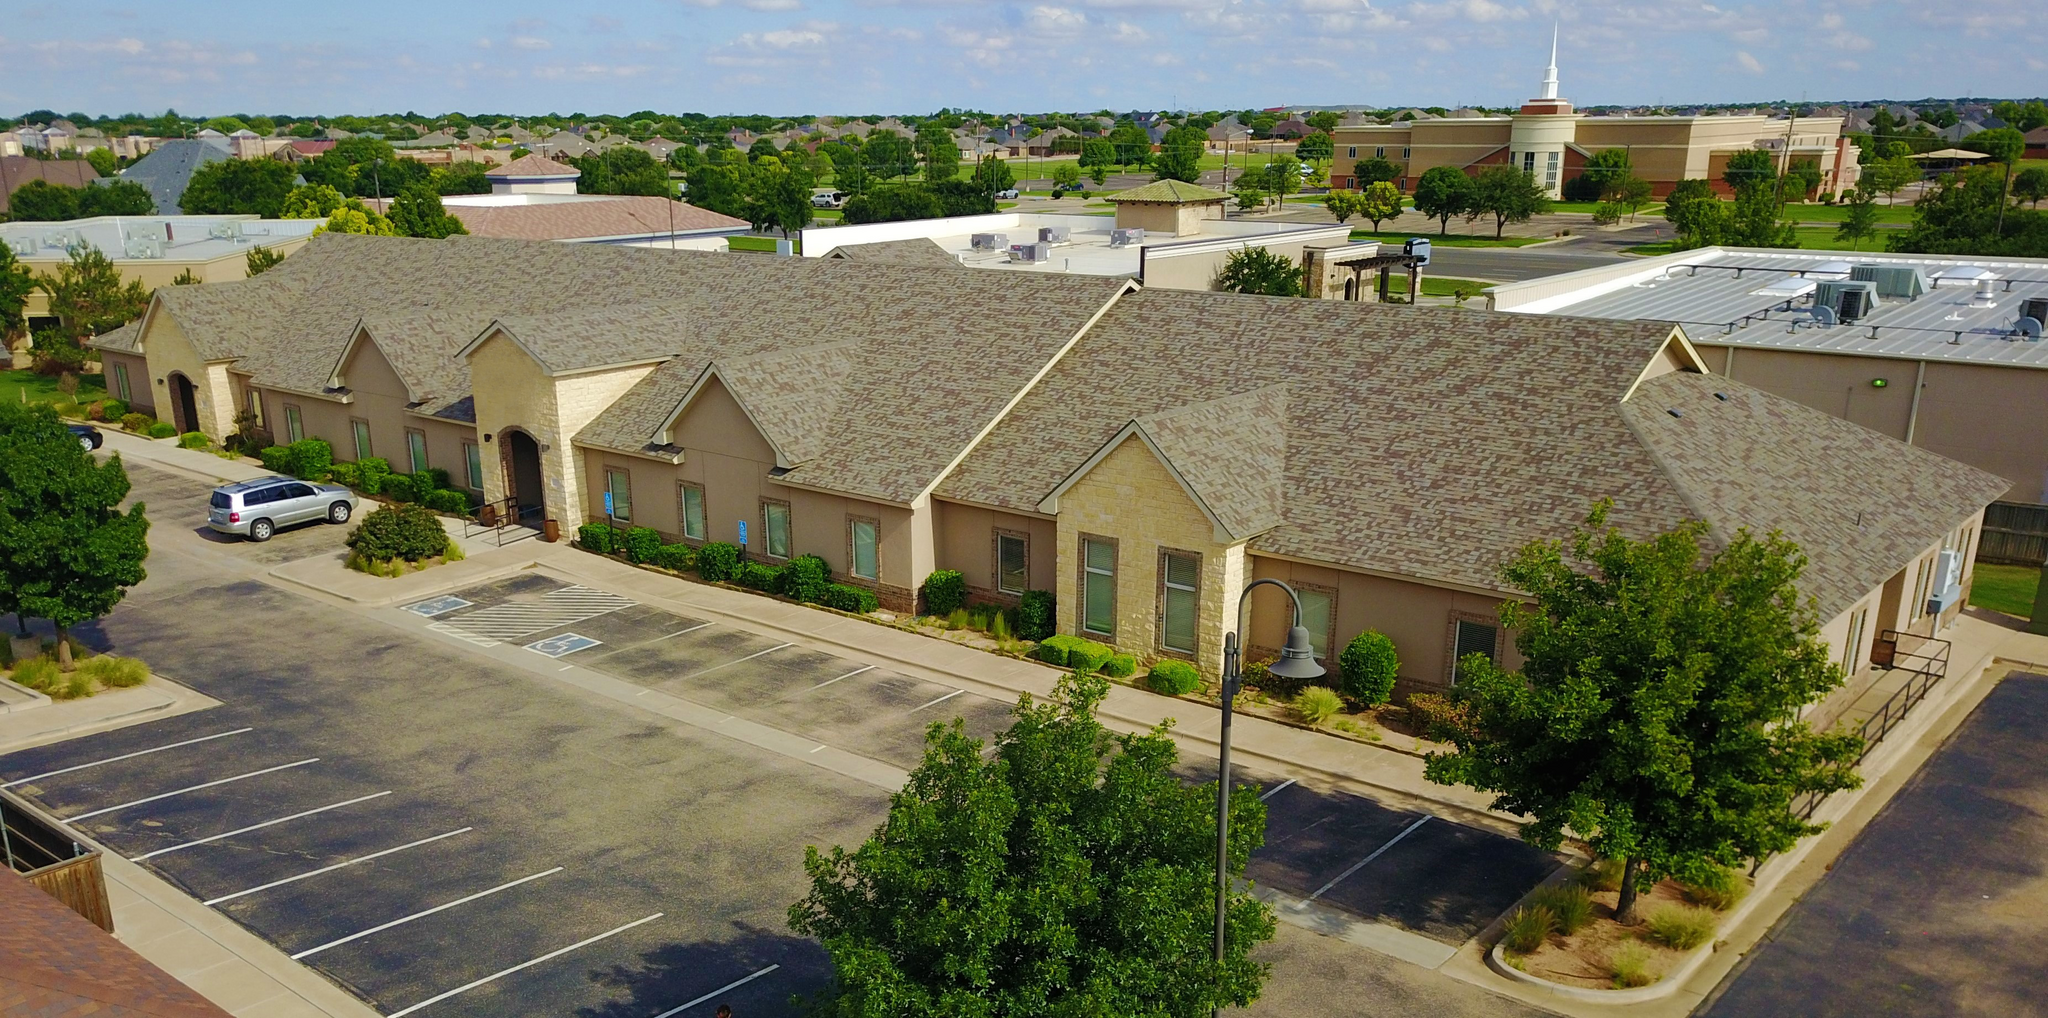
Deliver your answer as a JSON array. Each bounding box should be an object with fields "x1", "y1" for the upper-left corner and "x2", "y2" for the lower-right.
[{"x1": 3, "y1": 0, "x2": 2043, "y2": 118}]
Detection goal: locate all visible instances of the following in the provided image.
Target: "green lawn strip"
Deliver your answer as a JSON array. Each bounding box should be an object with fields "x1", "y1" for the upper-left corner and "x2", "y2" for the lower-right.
[
  {"x1": 0, "y1": 369, "x2": 108, "y2": 406},
  {"x1": 728, "y1": 236, "x2": 801, "y2": 254},
  {"x1": 1546, "y1": 201, "x2": 1667, "y2": 217},
  {"x1": 1782, "y1": 203, "x2": 1916, "y2": 224},
  {"x1": 1968, "y1": 562, "x2": 2039, "y2": 619},
  {"x1": 1347, "y1": 230, "x2": 1548, "y2": 248},
  {"x1": 1418, "y1": 277, "x2": 1496, "y2": 297}
]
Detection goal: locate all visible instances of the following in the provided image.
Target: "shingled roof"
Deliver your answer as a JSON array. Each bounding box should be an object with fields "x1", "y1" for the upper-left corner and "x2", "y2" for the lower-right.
[
  {"x1": 0, "y1": 870, "x2": 232, "y2": 1018},
  {"x1": 823, "y1": 238, "x2": 964, "y2": 269},
  {"x1": 939, "y1": 289, "x2": 2004, "y2": 616},
  {"x1": 1106, "y1": 180, "x2": 1229, "y2": 204}
]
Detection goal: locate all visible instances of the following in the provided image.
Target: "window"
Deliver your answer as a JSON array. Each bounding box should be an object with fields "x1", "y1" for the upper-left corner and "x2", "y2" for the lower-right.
[
  {"x1": 1296, "y1": 587, "x2": 1333, "y2": 660},
  {"x1": 1081, "y1": 536, "x2": 1116, "y2": 635},
  {"x1": 463, "y1": 442, "x2": 484, "y2": 490},
  {"x1": 605, "y1": 468, "x2": 632, "y2": 522},
  {"x1": 1402, "y1": 146, "x2": 1411, "y2": 159},
  {"x1": 1522, "y1": 151, "x2": 1536, "y2": 174},
  {"x1": 282, "y1": 482, "x2": 314, "y2": 499},
  {"x1": 678, "y1": 483, "x2": 705, "y2": 541},
  {"x1": 849, "y1": 517, "x2": 879, "y2": 580},
  {"x1": 1374, "y1": 145, "x2": 1384, "y2": 158},
  {"x1": 406, "y1": 429, "x2": 429, "y2": 473},
  {"x1": 351, "y1": 419, "x2": 372, "y2": 460},
  {"x1": 996, "y1": 532, "x2": 1028, "y2": 595},
  {"x1": 111, "y1": 363, "x2": 131, "y2": 402},
  {"x1": 1347, "y1": 146, "x2": 1357, "y2": 159},
  {"x1": 1911, "y1": 555, "x2": 1933, "y2": 620},
  {"x1": 762, "y1": 500, "x2": 790, "y2": 558},
  {"x1": 284, "y1": 405, "x2": 303, "y2": 444},
  {"x1": 1545, "y1": 150, "x2": 1560, "y2": 189},
  {"x1": 246, "y1": 388, "x2": 261, "y2": 422},
  {"x1": 1160, "y1": 550, "x2": 1199, "y2": 654},
  {"x1": 1452, "y1": 617, "x2": 1498, "y2": 684},
  {"x1": 1842, "y1": 606, "x2": 1869, "y2": 672}
]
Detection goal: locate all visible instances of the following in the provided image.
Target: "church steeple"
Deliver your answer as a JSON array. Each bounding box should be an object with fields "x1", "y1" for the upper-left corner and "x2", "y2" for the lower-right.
[{"x1": 1539, "y1": 23, "x2": 1559, "y2": 100}]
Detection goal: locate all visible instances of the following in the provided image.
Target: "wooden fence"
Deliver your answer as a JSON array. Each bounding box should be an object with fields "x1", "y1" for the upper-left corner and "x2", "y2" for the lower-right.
[
  {"x1": 3, "y1": 790, "x2": 113, "y2": 932},
  {"x1": 1980, "y1": 501, "x2": 2048, "y2": 567}
]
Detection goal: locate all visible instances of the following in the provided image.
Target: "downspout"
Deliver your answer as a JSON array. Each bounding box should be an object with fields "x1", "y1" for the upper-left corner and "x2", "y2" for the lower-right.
[{"x1": 1905, "y1": 359, "x2": 1927, "y2": 446}]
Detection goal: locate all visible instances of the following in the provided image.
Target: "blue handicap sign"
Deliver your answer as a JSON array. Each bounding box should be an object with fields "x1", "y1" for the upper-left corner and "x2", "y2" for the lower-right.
[
  {"x1": 603, "y1": 491, "x2": 614, "y2": 516},
  {"x1": 525, "y1": 633, "x2": 601, "y2": 658},
  {"x1": 737, "y1": 519, "x2": 748, "y2": 545}
]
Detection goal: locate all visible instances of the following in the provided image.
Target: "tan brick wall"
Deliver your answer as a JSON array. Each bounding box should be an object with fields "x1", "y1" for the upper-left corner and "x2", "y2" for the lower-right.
[
  {"x1": 134, "y1": 312, "x2": 235, "y2": 438},
  {"x1": 1055, "y1": 434, "x2": 1245, "y2": 678}
]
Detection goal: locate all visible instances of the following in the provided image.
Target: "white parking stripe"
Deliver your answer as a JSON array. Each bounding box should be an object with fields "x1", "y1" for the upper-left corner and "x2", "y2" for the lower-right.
[
  {"x1": 648, "y1": 964, "x2": 782, "y2": 1017},
  {"x1": 684, "y1": 643, "x2": 792, "y2": 679},
  {"x1": 810, "y1": 665, "x2": 874, "y2": 689},
  {"x1": 908, "y1": 689, "x2": 966, "y2": 714},
  {"x1": 290, "y1": 867, "x2": 564, "y2": 960},
  {"x1": 3, "y1": 728, "x2": 255, "y2": 788},
  {"x1": 64, "y1": 758, "x2": 320, "y2": 822},
  {"x1": 1259, "y1": 778, "x2": 1298, "y2": 801},
  {"x1": 423, "y1": 585, "x2": 638, "y2": 646},
  {"x1": 1302, "y1": 815, "x2": 1431, "y2": 904},
  {"x1": 385, "y1": 912, "x2": 664, "y2": 1018},
  {"x1": 654, "y1": 622, "x2": 714, "y2": 641},
  {"x1": 203, "y1": 827, "x2": 473, "y2": 905},
  {"x1": 131, "y1": 791, "x2": 393, "y2": 861}
]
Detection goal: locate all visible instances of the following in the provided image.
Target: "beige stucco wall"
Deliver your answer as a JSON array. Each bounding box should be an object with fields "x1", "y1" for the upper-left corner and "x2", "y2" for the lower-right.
[
  {"x1": 134, "y1": 311, "x2": 235, "y2": 437},
  {"x1": 931, "y1": 498, "x2": 1060, "y2": 602},
  {"x1": 1053, "y1": 434, "x2": 1245, "y2": 678},
  {"x1": 1115, "y1": 202, "x2": 1220, "y2": 237},
  {"x1": 1142, "y1": 237, "x2": 1329, "y2": 292},
  {"x1": 97, "y1": 350, "x2": 153, "y2": 414},
  {"x1": 467, "y1": 331, "x2": 655, "y2": 528}
]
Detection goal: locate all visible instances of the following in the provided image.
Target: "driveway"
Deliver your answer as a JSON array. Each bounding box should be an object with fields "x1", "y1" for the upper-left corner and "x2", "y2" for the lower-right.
[{"x1": 1698, "y1": 672, "x2": 2048, "y2": 1017}]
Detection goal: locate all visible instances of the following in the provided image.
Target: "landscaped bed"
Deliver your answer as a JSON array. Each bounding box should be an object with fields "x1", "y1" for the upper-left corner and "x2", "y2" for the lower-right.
[
  {"x1": 2, "y1": 639, "x2": 150, "y2": 701},
  {"x1": 1496, "y1": 861, "x2": 1748, "y2": 991},
  {"x1": 345, "y1": 503, "x2": 465, "y2": 577}
]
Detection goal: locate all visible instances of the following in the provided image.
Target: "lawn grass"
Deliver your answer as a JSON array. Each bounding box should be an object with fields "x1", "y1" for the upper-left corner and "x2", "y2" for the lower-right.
[
  {"x1": 728, "y1": 236, "x2": 800, "y2": 254},
  {"x1": 0, "y1": 369, "x2": 107, "y2": 406},
  {"x1": 1347, "y1": 230, "x2": 1549, "y2": 248},
  {"x1": 1418, "y1": 277, "x2": 1495, "y2": 297},
  {"x1": 1626, "y1": 226, "x2": 1908, "y2": 257},
  {"x1": 1969, "y1": 562, "x2": 2039, "y2": 619},
  {"x1": 1547, "y1": 201, "x2": 1666, "y2": 217},
  {"x1": 1783, "y1": 202, "x2": 1916, "y2": 224}
]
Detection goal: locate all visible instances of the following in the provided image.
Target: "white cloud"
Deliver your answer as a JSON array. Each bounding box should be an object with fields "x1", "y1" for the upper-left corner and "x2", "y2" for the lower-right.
[
  {"x1": 744, "y1": 0, "x2": 806, "y2": 9},
  {"x1": 510, "y1": 35, "x2": 553, "y2": 50},
  {"x1": 1027, "y1": 5, "x2": 1089, "y2": 33},
  {"x1": 1734, "y1": 49, "x2": 1764, "y2": 74}
]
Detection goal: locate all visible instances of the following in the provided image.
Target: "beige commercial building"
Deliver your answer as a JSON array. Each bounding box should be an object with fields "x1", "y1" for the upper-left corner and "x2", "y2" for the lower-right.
[
  {"x1": 1330, "y1": 41, "x2": 1859, "y2": 199},
  {"x1": 98, "y1": 234, "x2": 2001, "y2": 698}
]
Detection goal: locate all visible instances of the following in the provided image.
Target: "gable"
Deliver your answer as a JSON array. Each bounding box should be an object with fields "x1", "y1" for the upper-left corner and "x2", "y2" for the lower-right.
[
  {"x1": 668, "y1": 374, "x2": 778, "y2": 463},
  {"x1": 336, "y1": 329, "x2": 408, "y2": 400},
  {"x1": 1061, "y1": 434, "x2": 1218, "y2": 540}
]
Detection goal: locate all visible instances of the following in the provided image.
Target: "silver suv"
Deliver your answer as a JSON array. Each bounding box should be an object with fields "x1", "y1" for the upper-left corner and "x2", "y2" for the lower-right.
[{"x1": 207, "y1": 476, "x2": 358, "y2": 542}]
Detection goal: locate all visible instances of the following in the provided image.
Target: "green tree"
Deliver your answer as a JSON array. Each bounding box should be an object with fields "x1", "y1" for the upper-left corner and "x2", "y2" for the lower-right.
[
  {"x1": 1352, "y1": 155, "x2": 1400, "y2": 187},
  {"x1": 1108, "y1": 123, "x2": 1154, "y2": 168},
  {"x1": 388, "y1": 187, "x2": 469, "y2": 239},
  {"x1": 0, "y1": 245, "x2": 34, "y2": 341},
  {"x1": 315, "y1": 199, "x2": 397, "y2": 236},
  {"x1": 840, "y1": 184, "x2": 946, "y2": 224},
  {"x1": 431, "y1": 162, "x2": 492, "y2": 195},
  {"x1": 1720, "y1": 149, "x2": 1777, "y2": 193},
  {"x1": 1422, "y1": 503, "x2": 1862, "y2": 922},
  {"x1": 1263, "y1": 155, "x2": 1302, "y2": 204},
  {"x1": 0, "y1": 403, "x2": 150, "y2": 670},
  {"x1": 1992, "y1": 100, "x2": 2048, "y2": 133},
  {"x1": 1858, "y1": 156, "x2": 1917, "y2": 205},
  {"x1": 684, "y1": 162, "x2": 745, "y2": 218},
  {"x1": 1612, "y1": 174, "x2": 1654, "y2": 219},
  {"x1": 1726, "y1": 181, "x2": 1798, "y2": 248},
  {"x1": 1077, "y1": 137, "x2": 1116, "y2": 178},
  {"x1": 1295, "y1": 131, "x2": 1333, "y2": 161},
  {"x1": 1231, "y1": 178, "x2": 1268, "y2": 212},
  {"x1": 917, "y1": 124, "x2": 960, "y2": 183},
  {"x1": 2014, "y1": 166, "x2": 2048, "y2": 209},
  {"x1": 36, "y1": 246, "x2": 149, "y2": 343},
  {"x1": 1306, "y1": 111, "x2": 1342, "y2": 133},
  {"x1": 1412, "y1": 166, "x2": 1476, "y2": 235},
  {"x1": 1573, "y1": 148, "x2": 1633, "y2": 202},
  {"x1": 1153, "y1": 125, "x2": 1206, "y2": 183},
  {"x1": 279, "y1": 183, "x2": 347, "y2": 220},
  {"x1": 179, "y1": 157, "x2": 298, "y2": 216},
  {"x1": 201, "y1": 115, "x2": 249, "y2": 134},
  {"x1": 1214, "y1": 246, "x2": 1303, "y2": 296},
  {"x1": 747, "y1": 137, "x2": 781, "y2": 163},
  {"x1": 1963, "y1": 127, "x2": 2028, "y2": 234},
  {"x1": 969, "y1": 155, "x2": 1015, "y2": 195},
  {"x1": 79, "y1": 181, "x2": 155, "y2": 217},
  {"x1": 1050, "y1": 163, "x2": 1082, "y2": 191},
  {"x1": 83, "y1": 147, "x2": 119, "y2": 177},
  {"x1": 862, "y1": 130, "x2": 917, "y2": 181},
  {"x1": 5, "y1": 179, "x2": 79, "y2": 221},
  {"x1": 245, "y1": 246, "x2": 285, "y2": 276},
  {"x1": 1663, "y1": 178, "x2": 1726, "y2": 248},
  {"x1": 789, "y1": 674, "x2": 1276, "y2": 1017},
  {"x1": 740, "y1": 160, "x2": 816, "y2": 237},
  {"x1": 1469, "y1": 165, "x2": 1551, "y2": 238},
  {"x1": 1889, "y1": 166, "x2": 2048, "y2": 258},
  {"x1": 1784, "y1": 158, "x2": 1824, "y2": 202},
  {"x1": 568, "y1": 148, "x2": 674, "y2": 197},
  {"x1": 1322, "y1": 191, "x2": 1357, "y2": 224},
  {"x1": 1356, "y1": 180, "x2": 1403, "y2": 231},
  {"x1": 1835, "y1": 187, "x2": 1880, "y2": 251}
]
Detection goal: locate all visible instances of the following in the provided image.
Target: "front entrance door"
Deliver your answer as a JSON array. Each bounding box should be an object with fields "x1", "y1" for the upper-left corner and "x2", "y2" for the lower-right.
[
  {"x1": 503, "y1": 429, "x2": 544, "y2": 525},
  {"x1": 168, "y1": 373, "x2": 199, "y2": 435}
]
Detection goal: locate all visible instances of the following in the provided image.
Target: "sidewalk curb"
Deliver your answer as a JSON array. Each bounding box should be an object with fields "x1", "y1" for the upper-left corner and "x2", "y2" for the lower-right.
[
  {"x1": 265, "y1": 556, "x2": 545, "y2": 609},
  {"x1": 0, "y1": 675, "x2": 219, "y2": 755}
]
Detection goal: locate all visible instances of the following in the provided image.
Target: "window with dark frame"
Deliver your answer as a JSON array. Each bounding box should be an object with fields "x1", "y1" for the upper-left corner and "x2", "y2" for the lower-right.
[
  {"x1": 351, "y1": 419, "x2": 372, "y2": 460},
  {"x1": 1452, "y1": 618, "x2": 1498, "y2": 684},
  {"x1": 1160, "y1": 550, "x2": 1199, "y2": 654},
  {"x1": 111, "y1": 363, "x2": 131, "y2": 402},
  {"x1": 406, "y1": 429, "x2": 429, "y2": 473},
  {"x1": 463, "y1": 442, "x2": 484, "y2": 490},
  {"x1": 605, "y1": 468, "x2": 632, "y2": 522},
  {"x1": 849, "y1": 517, "x2": 879, "y2": 580},
  {"x1": 284, "y1": 404, "x2": 303, "y2": 444},
  {"x1": 678, "y1": 483, "x2": 705, "y2": 541},
  {"x1": 1081, "y1": 536, "x2": 1116, "y2": 636},
  {"x1": 763, "y1": 500, "x2": 791, "y2": 558},
  {"x1": 996, "y1": 532, "x2": 1028, "y2": 595},
  {"x1": 1296, "y1": 586, "x2": 1333, "y2": 660}
]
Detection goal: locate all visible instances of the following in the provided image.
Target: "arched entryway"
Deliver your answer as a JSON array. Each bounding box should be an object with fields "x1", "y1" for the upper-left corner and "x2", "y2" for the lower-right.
[
  {"x1": 501, "y1": 428, "x2": 545, "y2": 525},
  {"x1": 167, "y1": 373, "x2": 199, "y2": 436}
]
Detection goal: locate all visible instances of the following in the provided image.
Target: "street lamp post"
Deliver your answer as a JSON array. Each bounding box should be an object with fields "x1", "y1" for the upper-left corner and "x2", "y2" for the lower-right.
[{"x1": 1213, "y1": 578, "x2": 1323, "y2": 1018}]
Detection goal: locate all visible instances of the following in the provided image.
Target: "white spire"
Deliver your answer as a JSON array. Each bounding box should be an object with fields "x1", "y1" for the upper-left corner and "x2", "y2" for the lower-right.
[{"x1": 1539, "y1": 23, "x2": 1560, "y2": 100}]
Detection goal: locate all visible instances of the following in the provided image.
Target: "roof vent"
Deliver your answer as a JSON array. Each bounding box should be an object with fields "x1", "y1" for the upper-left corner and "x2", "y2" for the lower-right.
[
  {"x1": 1667, "y1": 408, "x2": 1683, "y2": 418},
  {"x1": 1713, "y1": 391, "x2": 1730, "y2": 401}
]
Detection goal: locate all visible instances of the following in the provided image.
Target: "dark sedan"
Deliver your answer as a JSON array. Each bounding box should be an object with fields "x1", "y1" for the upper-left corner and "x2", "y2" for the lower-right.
[{"x1": 67, "y1": 423, "x2": 103, "y2": 452}]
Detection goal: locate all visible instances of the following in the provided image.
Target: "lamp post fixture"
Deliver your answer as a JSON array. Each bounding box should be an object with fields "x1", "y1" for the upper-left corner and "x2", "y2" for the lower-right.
[{"x1": 1213, "y1": 578, "x2": 1323, "y2": 1018}]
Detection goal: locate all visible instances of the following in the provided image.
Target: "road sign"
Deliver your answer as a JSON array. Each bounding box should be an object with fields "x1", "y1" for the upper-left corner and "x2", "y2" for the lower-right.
[
  {"x1": 603, "y1": 492, "x2": 614, "y2": 516},
  {"x1": 737, "y1": 520, "x2": 748, "y2": 545}
]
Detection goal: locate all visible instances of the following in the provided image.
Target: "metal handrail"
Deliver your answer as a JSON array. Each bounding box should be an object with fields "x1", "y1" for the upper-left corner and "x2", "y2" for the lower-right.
[
  {"x1": 467, "y1": 495, "x2": 542, "y2": 547},
  {"x1": 1791, "y1": 629, "x2": 1952, "y2": 821}
]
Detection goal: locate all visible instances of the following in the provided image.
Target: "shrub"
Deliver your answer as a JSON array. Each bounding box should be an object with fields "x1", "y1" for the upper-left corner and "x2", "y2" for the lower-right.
[
  {"x1": 945, "y1": 608, "x2": 971, "y2": 629},
  {"x1": 346, "y1": 503, "x2": 450, "y2": 563},
  {"x1": 652, "y1": 543, "x2": 695, "y2": 572},
  {"x1": 782, "y1": 554, "x2": 832, "y2": 602},
  {"x1": 328, "y1": 460, "x2": 361, "y2": 488},
  {"x1": 282, "y1": 438, "x2": 332, "y2": 479},
  {"x1": 1147, "y1": 659, "x2": 1201, "y2": 695},
  {"x1": 1578, "y1": 857, "x2": 1626, "y2": 893},
  {"x1": 178, "y1": 431, "x2": 209, "y2": 449},
  {"x1": 1592, "y1": 202, "x2": 1624, "y2": 225},
  {"x1": 921, "y1": 570, "x2": 966, "y2": 616},
  {"x1": 77, "y1": 655, "x2": 149, "y2": 688},
  {"x1": 736, "y1": 561, "x2": 784, "y2": 591},
  {"x1": 1066, "y1": 637, "x2": 1113, "y2": 673},
  {"x1": 988, "y1": 612, "x2": 1011, "y2": 641},
  {"x1": 1102, "y1": 653, "x2": 1137, "y2": 678},
  {"x1": 102, "y1": 398, "x2": 128, "y2": 420},
  {"x1": 10, "y1": 657, "x2": 59, "y2": 693},
  {"x1": 1405, "y1": 692, "x2": 1472, "y2": 742},
  {"x1": 381, "y1": 473, "x2": 417, "y2": 502},
  {"x1": 696, "y1": 541, "x2": 742, "y2": 582},
  {"x1": 1501, "y1": 905, "x2": 1556, "y2": 954},
  {"x1": 1528, "y1": 883, "x2": 1594, "y2": 936},
  {"x1": 417, "y1": 467, "x2": 452, "y2": 492},
  {"x1": 819, "y1": 583, "x2": 880, "y2": 613},
  {"x1": 59, "y1": 670, "x2": 94, "y2": 700},
  {"x1": 260, "y1": 445, "x2": 291, "y2": 473},
  {"x1": 1034, "y1": 635, "x2": 1071, "y2": 667},
  {"x1": 146, "y1": 421, "x2": 178, "y2": 438},
  {"x1": 1679, "y1": 865, "x2": 1748, "y2": 911},
  {"x1": 1645, "y1": 905, "x2": 1716, "y2": 950},
  {"x1": 577, "y1": 522, "x2": 616, "y2": 554},
  {"x1": 355, "y1": 457, "x2": 391, "y2": 495},
  {"x1": 1608, "y1": 941, "x2": 1655, "y2": 988},
  {"x1": 1337, "y1": 630, "x2": 1400, "y2": 706},
  {"x1": 1016, "y1": 590, "x2": 1056, "y2": 641},
  {"x1": 1293, "y1": 686, "x2": 1344, "y2": 726},
  {"x1": 423, "y1": 489, "x2": 470, "y2": 514},
  {"x1": 120, "y1": 412, "x2": 153, "y2": 432},
  {"x1": 622, "y1": 526, "x2": 662, "y2": 564}
]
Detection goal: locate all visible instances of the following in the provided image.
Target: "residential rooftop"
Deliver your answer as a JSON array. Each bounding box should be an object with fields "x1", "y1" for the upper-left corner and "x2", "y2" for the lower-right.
[
  {"x1": 799, "y1": 212, "x2": 1349, "y2": 280},
  {"x1": 1487, "y1": 247, "x2": 2048, "y2": 368},
  {"x1": 0, "y1": 215, "x2": 321, "y2": 264}
]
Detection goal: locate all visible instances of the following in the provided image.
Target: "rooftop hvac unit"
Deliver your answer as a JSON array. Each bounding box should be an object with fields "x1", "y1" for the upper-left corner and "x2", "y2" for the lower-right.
[
  {"x1": 207, "y1": 223, "x2": 238, "y2": 240},
  {"x1": 970, "y1": 233, "x2": 1008, "y2": 251},
  {"x1": 1038, "y1": 226, "x2": 1071, "y2": 244},
  {"x1": 1815, "y1": 279, "x2": 1878, "y2": 322},
  {"x1": 2021, "y1": 296, "x2": 2048, "y2": 326},
  {"x1": 1007, "y1": 242, "x2": 1050, "y2": 263},
  {"x1": 121, "y1": 238, "x2": 163, "y2": 259},
  {"x1": 1109, "y1": 228, "x2": 1144, "y2": 248},
  {"x1": 7, "y1": 239, "x2": 32, "y2": 256},
  {"x1": 1848, "y1": 263, "x2": 1927, "y2": 299}
]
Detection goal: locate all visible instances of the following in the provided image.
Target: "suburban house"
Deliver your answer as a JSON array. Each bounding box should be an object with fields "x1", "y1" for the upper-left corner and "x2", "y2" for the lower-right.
[
  {"x1": 1484, "y1": 246, "x2": 2048, "y2": 504},
  {"x1": 116, "y1": 138, "x2": 233, "y2": 214},
  {"x1": 1330, "y1": 35, "x2": 1859, "y2": 198},
  {"x1": 361, "y1": 154, "x2": 748, "y2": 248},
  {"x1": 800, "y1": 180, "x2": 1350, "y2": 290},
  {"x1": 100, "y1": 234, "x2": 2001, "y2": 697},
  {"x1": 0, "y1": 155, "x2": 99, "y2": 216}
]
